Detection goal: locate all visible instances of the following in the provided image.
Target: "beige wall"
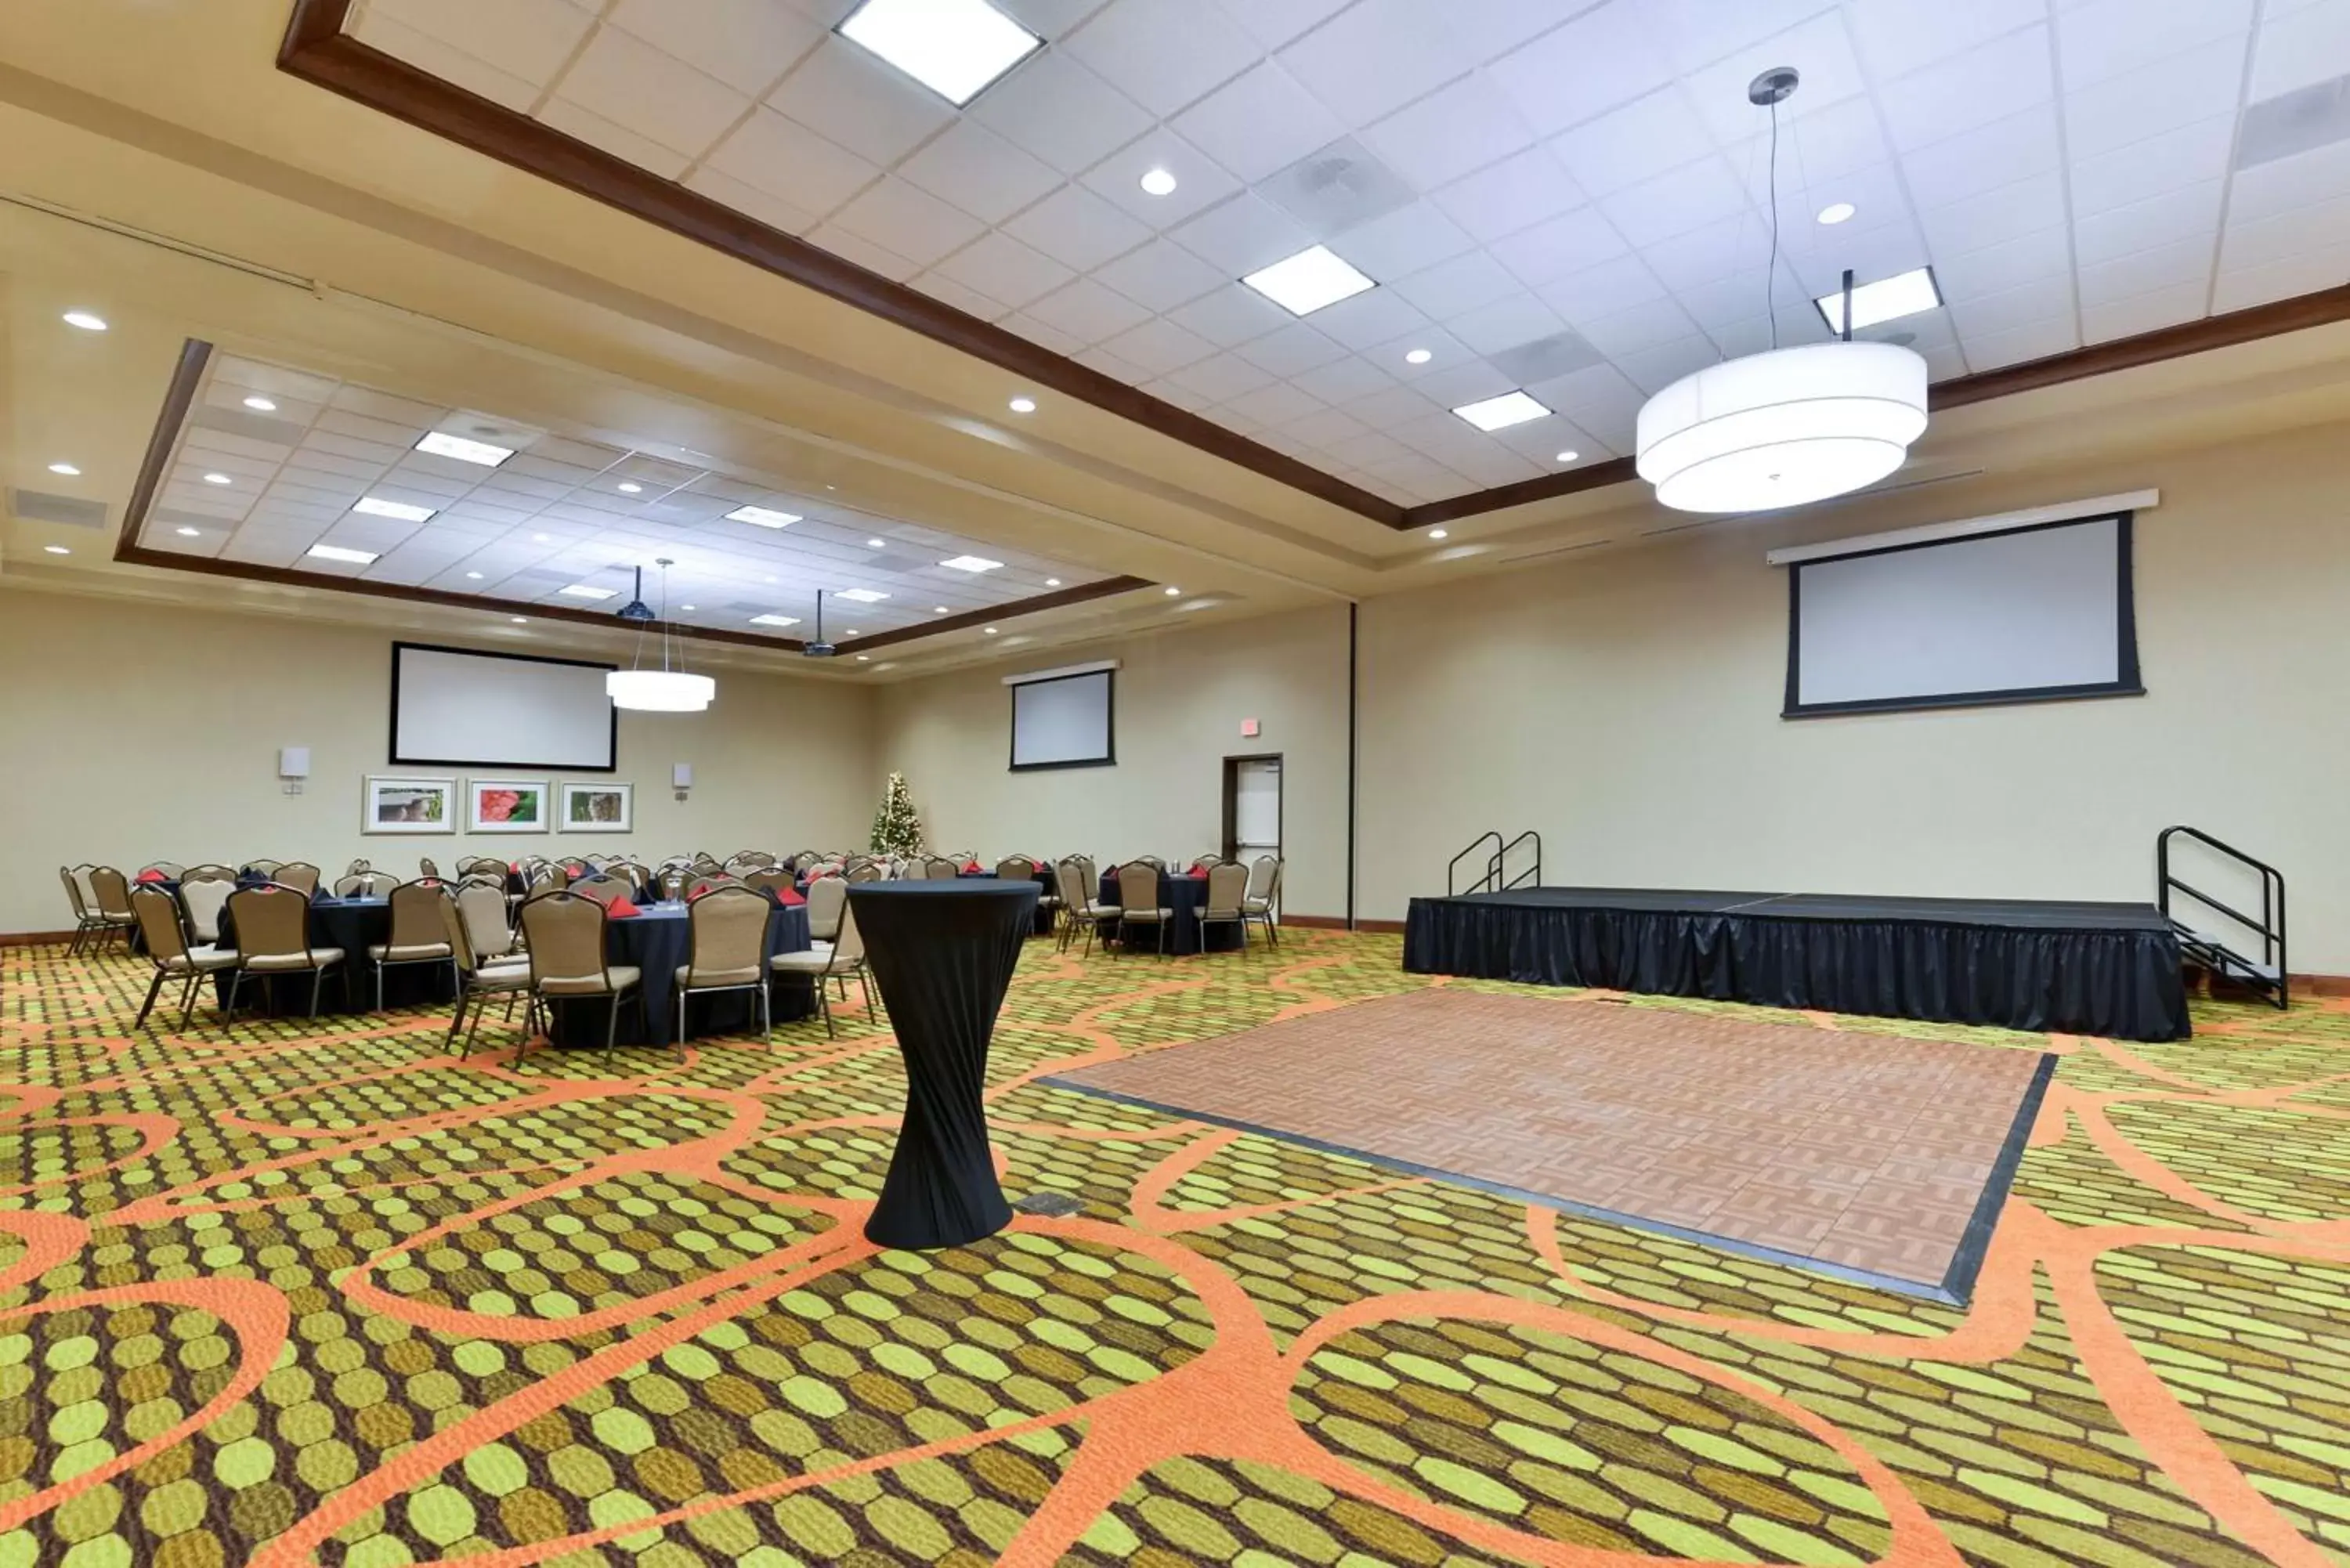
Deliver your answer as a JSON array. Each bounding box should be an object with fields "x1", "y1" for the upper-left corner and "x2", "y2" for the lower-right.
[
  {"x1": 0, "y1": 591, "x2": 874, "y2": 934},
  {"x1": 873, "y1": 606, "x2": 1354, "y2": 918}
]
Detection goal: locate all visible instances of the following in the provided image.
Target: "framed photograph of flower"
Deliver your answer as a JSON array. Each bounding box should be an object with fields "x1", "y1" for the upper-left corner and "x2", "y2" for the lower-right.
[
  {"x1": 362, "y1": 775, "x2": 456, "y2": 835},
  {"x1": 466, "y1": 778, "x2": 550, "y2": 834},
  {"x1": 559, "y1": 782, "x2": 633, "y2": 833}
]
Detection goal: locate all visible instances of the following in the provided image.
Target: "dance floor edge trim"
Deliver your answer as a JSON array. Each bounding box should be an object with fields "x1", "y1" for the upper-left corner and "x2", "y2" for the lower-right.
[{"x1": 1041, "y1": 1051, "x2": 2056, "y2": 1306}]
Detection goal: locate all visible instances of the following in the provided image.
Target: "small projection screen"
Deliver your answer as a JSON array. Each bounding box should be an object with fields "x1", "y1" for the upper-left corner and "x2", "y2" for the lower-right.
[
  {"x1": 1784, "y1": 511, "x2": 2142, "y2": 717},
  {"x1": 391, "y1": 642, "x2": 618, "y2": 770},
  {"x1": 1010, "y1": 669, "x2": 1115, "y2": 770}
]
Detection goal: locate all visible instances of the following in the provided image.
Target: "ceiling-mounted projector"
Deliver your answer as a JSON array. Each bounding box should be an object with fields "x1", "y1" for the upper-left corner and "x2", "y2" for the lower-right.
[{"x1": 803, "y1": 589, "x2": 838, "y2": 658}]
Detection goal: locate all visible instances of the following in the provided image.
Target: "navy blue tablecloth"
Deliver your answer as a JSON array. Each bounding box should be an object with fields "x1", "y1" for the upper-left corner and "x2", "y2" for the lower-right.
[
  {"x1": 545, "y1": 899, "x2": 812, "y2": 1047},
  {"x1": 212, "y1": 896, "x2": 454, "y2": 1016},
  {"x1": 1097, "y1": 870, "x2": 1234, "y2": 956}
]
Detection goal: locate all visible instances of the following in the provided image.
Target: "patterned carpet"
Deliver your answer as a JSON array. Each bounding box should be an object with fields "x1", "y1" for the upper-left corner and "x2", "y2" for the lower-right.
[{"x1": 2, "y1": 931, "x2": 2348, "y2": 1567}]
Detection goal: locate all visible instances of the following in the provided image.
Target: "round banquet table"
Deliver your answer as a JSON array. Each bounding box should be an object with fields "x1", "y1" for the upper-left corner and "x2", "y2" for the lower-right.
[
  {"x1": 1097, "y1": 869, "x2": 1237, "y2": 956},
  {"x1": 544, "y1": 897, "x2": 812, "y2": 1047},
  {"x1": 849, "y1": 879, "x2": 1038, "y2": 1249},
  {"x1": 211, "y1": 895, "x2": 454, "y2": 1016},
  {"x1": 955, "y1": 866, "x2": 1059, "y2": 937}
]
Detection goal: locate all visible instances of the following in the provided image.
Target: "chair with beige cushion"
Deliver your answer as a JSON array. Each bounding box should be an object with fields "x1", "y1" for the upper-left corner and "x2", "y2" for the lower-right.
[
  {"x1": 569, "y1": 874, "x2": 630, "y2": 909},
  {"x1": 139, "y1": 861, "x2": 186, "y2": 880},
  {"x1": 1198, "y1": 862, "x2": 1253, "y2": 952},
  {"x1": 86, "y1": 866, "x2": 139, "y2": 951},
  {"x1": 745, "y1": 867, "x2": 796, "y2": 896},
  {"x1": 1114, "y1": 862, "x2": 1173, "y2": 958},
  {"x1": 273, "y1": 862, "x2": 321, "y2": 898},
  {"x1": 923, "y1": 856, "x2": 963, "y2": 880},
  {"x1": 178, "y1": 875, "x2": 237, "y2": 947},
  {"x1": 417, "y1": 856, "x2": 441, "y2": 878},
  {"x1": 803, "y1": 876, "x2": 849, "y2": 945},
  {"x1": 846, "y1": 862, "x2": 884, "y2": 883},
  {"x1": 1193, "y1": 853, "x2": 1226, "y2": 869},
  {"x1": 674, "y1": 884, "x2": 773, "y2": 1047},
  {"x1": 332, "y1": 871, "x2": 388, "y2": 898},
  {"x1": 442, "y1": 896, "x2": 533, "y2": 1062},
  {"x1": 245, "y1": 858, "x2": 284, "y2": 878},
  {"x1": 225, "y1": 883, "x2": 344, "y2": 1018},
  {"x1": 455, "y1": 880, "x2": 516, "y2": 964},
  {"x1": 1058, "y1": 859, "x2": 1119, "y2": 957},
  {"x1": 181, "y1": 863, "x2": 237, "y2": 883},
  {"x1": 518, "y1": 891, "x2": 642, "y2": 1064},
  {"x1": 60, "y1": 866, "x2": 107, "y2": 956},
  {"x1": 771, "y1": 904, "x2": 872, "y2": 1039},
  {"x1": 366, "y1": 880, "x2": 457, "y2": 1011},
  {"x1": 1244, "y1": 856, "x2": 1282, "y2": 947},
  {"x1": 128, "y1": 885, "x2": 238, "y2": 1030}
]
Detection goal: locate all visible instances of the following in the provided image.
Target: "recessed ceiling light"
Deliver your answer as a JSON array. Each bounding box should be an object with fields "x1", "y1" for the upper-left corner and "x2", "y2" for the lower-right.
[
  {"x1": 983, "y1": 626, "x2": 998, "y2": 635},
  {"x1": 1817, "y1": 201, "x2": 1856, "y2": 226},
  {"x1": 1405, "y1": 348, "x2": 1433, "y2": 365},
  {"x1": 866, "y1": 537, "x2": 886, "y2": 548},
  {"x1": 531, "y1": 532, "x2": 551, "y2": 543},
  {"x1": 511, "y1": 616, "x2": 528, "y2": 625},
  {"x1": 941, "y1": 555, "x2": 1003, "y2": 573},
  {"x1": 558, "y1": 584, "x2": 617, "y2": 600},
  {"x1": 242, "y1": 396, "x2": 277, "y2": 412},
  {"x1": 175, "y1": 526, "x2": 201, "y2": 537},
  {"x1": 856, "y1": 655, "x2": 870, "y2": 662},
  {"x1": 1008, "y1": 396, "x2": 1036, "y2": 414},
  {"x1": 844, "y1": 628, "x2": 861, "y2": 637},
  {"x1": 836, "y1": 587, "x2": 890, "y2": 603},
  {"x1": 616, "y1": 482, "x2": 642, "y2": 493},
  {"x1": 465, "y1": 571, "x2": 484, "y2": 580},
  {"x1": 1242, "y1": 244, "x2": 1376, "y2": 316},
  {"x1": 1452, "y1": 390, "x2": 1552, "y2": 432},
  {"x1": 42, "y1": 544, "x2": 69, "y2": 555},
  {"x1": 46, "y1": 462, "x2": 79, "y2": 476},
  {"x1": 1429, "y1": 529, "x2": 1448, "y2": 540},
  {"x1": 354, "y1": 497, "x2": 437, "y2": 522},
  {"x1": 415, "y1": 431, "x2": 514, "y2": 466},
  {"x1": 1045, "y1": 577, "x2": 1061, "y2": 587},
  {"x1": 202, "y1": 472, "x2": 233, "y2": 486},
  {"x1": 726, "y1": 504, "x2": 802, "y2": 528},
  {"x1": 1164, "y1": 586, "x2": 1182, "y2": 596},
  {"x1": 1816, "y1": 266, "x2": 1942, "y2": 333},
  {"x1": 680, "y1": 604, "x2": 696, "y2": 612},
  {"x1": 933, "y1": 605, "x2": 949, "y2": 614},
  {"x1": 307, "y1": 544, "x2": 379, "y2": 565},
  {"x1": 1139, "y1": 167, "x2": 1178, "y2": 197},
  {"x1": 750, "y1": 613, "x2": 802, "y2": 628},
  {"x1": 837, "y1": 0, "x2": 1041, "y2": 107},
  {"x1": 61, "y1": 310, "x2": 107, "y2": 331},
  {"x1": 765, "y1": 575, "x2": 779, "y2": 584}
]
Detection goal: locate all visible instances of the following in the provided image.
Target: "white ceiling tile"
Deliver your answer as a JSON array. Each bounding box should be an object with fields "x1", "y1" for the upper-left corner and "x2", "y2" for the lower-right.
[
  {"x1": 1140, "y1": 376, "x2": 1217, "y2": 412},
  {"x1": 1091, "y1": 237, "x2": 1228, "y2": 312},
  {"x1": 702, "y1": 108, "x2": 881, "y2": 212},
  {"x1": 349, "y1": 13, "x2": 538, "y2": 110},
  {"x1": 538, "y1": 98, "x2": 692, "y2": 179},
  {"x1": 909, "y1": 270, "x2": 1014, "y2": 320},
  {"x1": 1063, "y1": 0, "x2": 1261, "y2": 116},
  {"x1": 1363, "y1": 74, "x2": 1540, "y2": 193},
  {"x1": 2063, "y1": 46, "x2": 2246, "y2": 163},
  {"x1": 683, "y1": 168, "x2": 822, "y2": 235},
  {"x1": 1849, "y1": 0, "x2": 2049, "y2": 81},
  {"x1": 1489, "y1": 207, "x2": 1632, "y2": 287},
  {"x1": 2077, "y1": 237, "x2": 2211, "y2": 304},
  {"x1": 1021, "y1": 276, "x2": 1156, "y2": 343},
  {"x1": 829, "y1": 177, "x2": 988, "y2": 266},
  {"x1": 1170, "y1": 63, "x2": 1349, "y2": 183},
  {"x1": 1636, "y1": 211, "x2": 1762, "y2": 290},
  {"x1": 1003, "y1": 183, "x2": 1155, "y2": 271},
  {"x1": 1324, "y1": 427, "x2": 1414, "y2": 467},
  {"x1": 995, "y1": 0, "x2": 1112, "y2": 38},
  {"x1": 363, "y1": 0, "x2": 595, "y2": 85},
  {"x1": 1166, "y1": 284, "x2": 1295, "y2": 347},
  {"x1": 1305, "y1": 287, "x2": 1434, "y2": 350},
  {"x1": 2229, "y1": 137, "x2": 2350, "y2": 226},
  {"x1": 1490, "y1": 0, "x2": 1676, "y2": 136},
  {"x1": 2211, "y1": 247, "x2": 2350, "y2": 313},
  {"x1": 1679, "y1": 11, "x2": 1869, "y2": 143},
  {"x1": 1926, "y1": 229, "x2": 2070, "y2": 304},
  {"x1": 1916, "y1": 171, "x2": 2070, "y2": 259},
  {"x1": 1291, "y1": 354, "x2": 1399, "y2": 405},
  {"x1": 2220, "y1": 190, "x2": 2350, "y2": 270},
  {"x1": 1235, "y1": 322, "x2": 1350, "y2": 378},
  {"x1": 2079, "y1": 281, "x2": 2207, "y2": 344},
  {"x1": 1386, "y1": 251, "x2": 1523, "y2": 318},
  {"x1": 1896, "y1": 104, "x2": 2062, "y2": 208},
  {"x1": 606, "y1": 0, "x2": 823, "y2": 96},
  {"x1": 1277, "y1": 0, "x2": 1491, "y2": 125},
  {"x1": 1615, "y1": 334, "x2": 1724, "y2": 393},
  {"x1": 2056, "y1": 0, "x2": 2254, "y2": 91},
  {"x1": 1550, "y1": 87, "x2": 1716, "y2": 199},
  {"x1": 1364, "y1": 327, "x2": 1474, "y2": 381},
  {"x1": 1444, "y1": 291, "x2": 1569, "y2": 355},
  {"x1": 1000, "y1": 310, "x2": 1088, "y2": 356},
  {"x1": 1169, "y1": 192, "x2": 1314, "y2": 275},
  {"x1": 1073, "y1": 344, "x2": 1155, "y2": 383},
  {"x1": 1430, "y1": 146, "x2": 1587, "y2": 244},
  {"x1": 1781, "y1": 225, "x2": 1932, "y2": 296},
  {"x1": 1674, "y1": 269, "x2": 1799, "y2": 331},
  {"x1": 1227, "y1": 0, "x2": 1355, "y2": 51},
  {"x1": 968, "y1": 52, "x2": 1155, "y2": 174},
  {"x1": 1077, "y1": 128, "x2": 1244, "y2": 227},
  {"x1": 1409, "y1": 359, "x2": 1517, "y2": 409},
  {"x1": 2072, "y1": 181, "x2": 2222, "y2": 266},
  {"x1": 1945, "y1": 274, "x2": 2075, "y2": 338},
  {"x1": 1961, "y1": 315, "x2": 2080, "y2": 370},
  {"x1": 1100, "y1": 316, "x2": 1220, "y2": 375},
  {"x1": 2251, "y1": 1, "x2": 2350, "y2": 99},
  {"x1": 767, "y1": 36, "x2": 955, "y2": 164},
  {"x1": 1570, "y1": 297, "x2": 1705, "y2": 356},
  {"x1": 1280, "y1": 404, "x2": 1373, "y2": 448},
  {"x1": 1650, "y1": 0, "x2": 1838, "y2": 72},
  {"x1": 1535, "y1": 253, "x2": 1672, "y2": 320},
  {"x1": 1596, "y1": 155, "x2": 1751, "y2": 247},
  {"x1": 803, "y1": 222, "x2": 921, "y2": 280},
  {"x1": 2067, "y1": 117, "x2": 2233, "y2": 219},
  {"x1": 1340, "y1": 381, "x2": 1448, "y2": 429},
  {"x1": 1325, "y1": 201, "x2": 1478, "y2": 279},
  {"x1": 1878, "y1": 25, "x2": 2054, "y2": 153},
  {"x1": 896, "y1": 120, "x2": 1065, "y2": 225},
  {"x1": 1723, "y1": 93, "x2": 1893, "y2": 191},
  {"x1": 1165, "y1": 349, "x2": 1279, "y2": 401},
  {"x1": 1222, "y1": 380, "x2": 1326, "y2": 427},
  {"x1": 1524, "y1": 359, "x2": 1646, "y2": 421},
  {"x1": 931, "y1": 230, "x2": 1077, "y2": 309}
]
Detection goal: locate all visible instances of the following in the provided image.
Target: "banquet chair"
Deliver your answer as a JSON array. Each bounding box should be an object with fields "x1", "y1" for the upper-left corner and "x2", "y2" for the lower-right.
[
  {"x1": 1114, "y1": 863, "x2": 1173, "y2": 957},
  {"x1": 1137, "y1": 855, "x2": 1168, "y2": 870},
  {"x1": 745, "y1": 867, "x2": 796, "y2": 896},
  {"x1": 367, "y1": 881, "x2": 457, "y2": 1011},
  {"x1": 1244, "y1": 857, "x2": 1283, "y2": 947},
  {"x1": 224, "y1": 883, "x2": 345, "y2": 1018},
  {"x1": 333, "y1": 871, "x2": 389, "y2": 898},
  {"x1": 442, "y1": 896, "x2": 534, "y2": 1062},
  {"x1": 128, "y1": 886, "x2": 238, "y2": 1031},
  {"x1": 656, "y1": 867, "x2": 689, "y2": 901},
  {"x1": 771, "y1": 904, "x2": 871, "y2": 1039},
  {"x1": 569, "y1": 874, "x2": 630, "y2": 909},
  {"x1": 804, "y1": 876, "x2": 849, "y2": 945},
  {"x1": 924, "y1": 856, "x2": 963, "y2": 880},
  {"x1": 181, "y1": 863, "x2": 237, "y2": 883},
  {"x1": 458, "y1": 855, "x2": 506, "y2": 878},
  {"x1": 519, "y1": 891, "x2": 642, "y2": 1064},
  {"x1": 245, "y1": 858, "x2": 284, "y2": 878},
  {"x1": 345, "y1": 858, "x2": 373, "y2": 876},
  {"x1": 60, "y1": 867, "x2": 107, "y2": 956},
  {"x1": 1198, "y1": 862, "x2": 1253, "y2": 952},
  {"x1": 846, "y1": 862, "x2": 884, "y2": 883},
  {"x1": 418, "y1": 856, "x2": 440, "y2": 878},
  {"x1": 178, "y1": 875, "x2": 237, "y2": 947},
  {"x1": 86, "y1": 867, "x2": 139, "y2": 951},
  {"x1": 455, "y1": 880, "x2": 517, "y2": 963},
  {"x1": 676, "y1": 884, "x2": 773, "y2": 1047},
  {"x1": 615, "y1": 862, "x2": 655, "y2": 898},
  {"x1": 274, "y1": 862, "x2": 321, "y2": 898},
  {"x1": 685, "y1": 874, "x2": 741, "y2": 899},
  {"x1": 139, "y1": 861, "x2": 186, "y2": 880},
  {"x1": 1193, "y1": 854, "x2": 1225, "y2": 869},
  {"x1": 1058, "y1": 859, "x2": 1119, "y2": 957}
]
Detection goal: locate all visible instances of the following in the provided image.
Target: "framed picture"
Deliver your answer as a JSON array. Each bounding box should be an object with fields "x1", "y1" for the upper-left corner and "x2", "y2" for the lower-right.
[
  {"x1": 467, "y1": 778, "x2": 550, "y2": 834},
  {"x1": 363, "y1": 775, "x2": 456, "y2": 835},
  {"x1": 559, "y1": 782, "x2": 633, "y2": 833}
]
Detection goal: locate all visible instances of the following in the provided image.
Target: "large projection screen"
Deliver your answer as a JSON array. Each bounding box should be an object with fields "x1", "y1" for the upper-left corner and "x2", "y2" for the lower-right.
[
  {"x1": 391, "y1": 642, "x2": 618, "y2": 770},
  {"x1": 1786, "y1": 513, "x2": 2142, "y2": 717},
  {"x1": 1010, "y1": 670, "x2": 1115, "y2": 770}
]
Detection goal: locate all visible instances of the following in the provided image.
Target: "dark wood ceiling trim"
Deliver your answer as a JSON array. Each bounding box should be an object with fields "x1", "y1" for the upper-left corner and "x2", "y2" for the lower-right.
[
  {"x1": 115, "y1": 337, "x2": 212, "y2": 558},
  {"x1": 277, "y1": 2, "x2": 2350, "y2": 535},
  {"x1": 844, "y1": 575, "x2": 1155, "y2": 653}
]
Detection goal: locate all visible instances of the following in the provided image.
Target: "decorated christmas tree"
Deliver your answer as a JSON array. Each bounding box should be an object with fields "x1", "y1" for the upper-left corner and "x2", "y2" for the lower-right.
[{"x1": 870, "y1": 771, "x2": 924, "y2": 857}]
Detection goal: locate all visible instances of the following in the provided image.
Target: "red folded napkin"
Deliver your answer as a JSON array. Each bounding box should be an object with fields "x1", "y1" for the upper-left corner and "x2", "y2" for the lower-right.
[
  {"x1": 136, "y1": 869, "x2": 166, "y2": 883},
  {"x1": 1188, "y1": 869, "x2": 1208, "y2": 879},
  {"x1": 508, "y1": 862, "x2": 522, "y2": 874},
  {"x1": 962, "y1": 861, "x2": 981, "y2": 873},
  {"x1": 779, "y1": 888, "x2": 805, "y2": 906},
  {"x1": 566, "y1": 863, "x2": 584, "y2": 877},
  {"x1": 607, "y1": 897, "x2": 642, "y2": 917}
]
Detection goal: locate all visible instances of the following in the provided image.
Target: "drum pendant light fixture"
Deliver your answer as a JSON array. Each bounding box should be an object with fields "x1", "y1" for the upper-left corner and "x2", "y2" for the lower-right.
[
  {"x1": 1635, "y1": 68, "x2": 1929, "y2": 514},
  {"x1": 606, "y1": 559, "x2": 715, "y2": 711}
]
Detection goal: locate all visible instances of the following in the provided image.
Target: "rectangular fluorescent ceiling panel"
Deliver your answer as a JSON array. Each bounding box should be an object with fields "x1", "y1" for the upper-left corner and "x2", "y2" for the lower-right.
[
  {"x1": 835, "y1": 588, "x2": 891, "y2": 602},
  {"x1": 1452, "y1": 390, "x2": 1552, "y2": 432},
  {"x1": 1242, "y1": 245, "x2": 1376, "y2": 316},
  {"x1": 837, "y1": 0, "x2": 1041, "y2": 106},
  {"x1": 1816, "y1": 267, "x2": 1943, "y2": 333},
  {"x1": 749, "y1": 613, "x2": 802, "y2": 627},
  {"x1": 725, "y1": 504, "x2": 803, "y2": 528},
  {"x1": 307, "y1": 544, "x2": 378, "y2": 565},
  {"x1": 558, "y1": 584, "x2": 617, "y2": 600},
  {"x1": 940, "y1": 555, "x2": 1003, "y2": 573},
  {"x1": 414, "y1": 431, "x2": 514, "y2": 466},
  {"x1": 352, "y1": 497, "x2": 437, "y2": 522}
]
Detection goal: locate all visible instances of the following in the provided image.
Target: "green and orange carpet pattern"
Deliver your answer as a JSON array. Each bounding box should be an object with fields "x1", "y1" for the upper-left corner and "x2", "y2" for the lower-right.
[{"x1": 2, "y1": 932, "x2": 2348, "y2": 1566}]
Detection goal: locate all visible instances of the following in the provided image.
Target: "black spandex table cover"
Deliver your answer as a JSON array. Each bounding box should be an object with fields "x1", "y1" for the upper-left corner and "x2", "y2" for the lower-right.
[
  {"x1": 545, "y1": 899, "x2": 812, "y2": 1047},
  {"x1": 1096, "y1": 871, "x2": 1237, "y2": 956},
  {"x1": 851, "y1": 880, "x2": 1037, "y2": 1250},
  {"x1": 1403, "y1": 887, "x2": 2191, "y2": 1042}
]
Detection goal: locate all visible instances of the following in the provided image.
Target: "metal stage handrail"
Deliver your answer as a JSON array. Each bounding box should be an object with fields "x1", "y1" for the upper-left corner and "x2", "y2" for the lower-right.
[
  {"x1": 1496, "y1": 830, "x2": 1542, "y2": 891},
  {"x1": 1447, "y1": 833, "x2": 1504, "y2": 896},
  {"x1": 1446, "y1": 830, "x2": 1543, "y2": 896},
  {"x1": 2157, "y1": 825, "x2": 2287, "y2": 1009}
]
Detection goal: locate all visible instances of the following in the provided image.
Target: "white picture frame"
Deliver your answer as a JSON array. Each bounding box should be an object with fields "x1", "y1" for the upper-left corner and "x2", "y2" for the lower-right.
[
  {"x1": 362, "y1": 775, "x2": 457, "y2": 835},
  {"x1": 466, "y1": 777, "x2": 551, "y2": 834},
  {"x1": 559, "y1": 781, "x2": 633, "y2": 833}
]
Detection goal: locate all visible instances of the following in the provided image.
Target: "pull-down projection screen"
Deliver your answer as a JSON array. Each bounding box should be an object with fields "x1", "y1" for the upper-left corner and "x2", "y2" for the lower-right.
[
  {"x1": 1784, "y1": 511, "x2": 2143, "y2": 717},
  {"x1": 391, "y1": 642, "x2": 618, "y2": 770},
  {"x1": 1008, "y1": 667, "x2": 1115, "y2": 770}
]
